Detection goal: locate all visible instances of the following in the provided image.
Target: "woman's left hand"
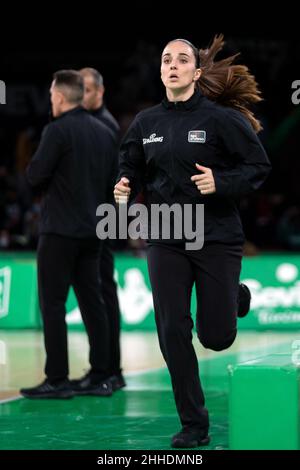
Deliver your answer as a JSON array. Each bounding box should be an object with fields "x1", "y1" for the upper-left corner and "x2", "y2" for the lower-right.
[{"x1": 191, "y1": 163, "x2": 216, "y2": 195}]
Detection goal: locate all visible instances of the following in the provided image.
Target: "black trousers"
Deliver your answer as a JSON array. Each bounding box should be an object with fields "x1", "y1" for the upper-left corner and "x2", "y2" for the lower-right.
[
  {"x1": 99, "y1": 240, "x2": 121, "y2": 376},
  {"x1": 37, "y1": 234, "x2": 109, "y2": 382},
  {"x1": 147, "y1": 242, "x2": 243, "y2": 430}
]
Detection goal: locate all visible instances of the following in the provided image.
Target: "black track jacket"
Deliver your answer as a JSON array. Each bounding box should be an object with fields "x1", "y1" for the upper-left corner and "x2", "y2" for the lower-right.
[
  {"x1": 118, "y1": 90, "x2": 271, "y2": 244},
  {"x1": 27, "y1": 107, "x2": 117, "y2": 238}
]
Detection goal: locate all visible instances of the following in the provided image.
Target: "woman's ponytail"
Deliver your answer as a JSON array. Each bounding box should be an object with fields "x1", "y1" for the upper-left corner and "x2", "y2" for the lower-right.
[{"x1": 197, "y1": 34, "x2": 263, "y2": 132}]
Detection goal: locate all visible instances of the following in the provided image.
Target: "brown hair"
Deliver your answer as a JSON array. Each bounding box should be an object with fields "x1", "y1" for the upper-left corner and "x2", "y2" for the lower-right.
[{"x1": 197, "y1": 34, "x2": 262, "y2": 132}]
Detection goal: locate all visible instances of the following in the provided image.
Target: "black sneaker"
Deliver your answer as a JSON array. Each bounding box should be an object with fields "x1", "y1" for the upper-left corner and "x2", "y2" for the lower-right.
[
  {"x1": 109, "y1": 374, "x2": 126, "y2": 391},
  {"x1": 171, "y1": 428, "x2": 210, "y2": 448},
  {"x1": 70, "y1": 372, "x2": 112, "y2": 396},
  {"x1": 238, "y1": 283, "x2": 251, "y2": 318},
  {"x1": 20, "y1": 379, "x2": 74, "y2": 399}
]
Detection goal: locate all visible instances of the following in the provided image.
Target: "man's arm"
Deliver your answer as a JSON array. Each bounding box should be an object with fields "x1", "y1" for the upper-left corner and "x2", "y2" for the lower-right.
[{"x1": 27, "y1": 123, "x2": 64, "y2": 187}]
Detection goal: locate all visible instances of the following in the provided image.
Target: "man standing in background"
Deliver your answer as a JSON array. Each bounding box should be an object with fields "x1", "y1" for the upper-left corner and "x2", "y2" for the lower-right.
[
  {"x1": 21, "y1": 70, "x2": 117, "y2": 398},
  {"x1": 79, "y1": 68, "x2": 125, "y2": 391}
]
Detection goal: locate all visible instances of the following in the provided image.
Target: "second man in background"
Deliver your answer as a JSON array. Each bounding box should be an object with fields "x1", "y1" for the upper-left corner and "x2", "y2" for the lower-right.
[{"x1": 79, "y1": 67, "x2": 125, "y2": 391}]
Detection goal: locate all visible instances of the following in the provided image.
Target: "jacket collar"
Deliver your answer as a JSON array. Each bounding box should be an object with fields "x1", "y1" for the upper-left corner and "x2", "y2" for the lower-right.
[
  {"x1": 57, "y1": 106, "x2": 85, "y2": 119},
  {"x1": 162, "y1": 89, "x2": 203, "y2": 110},
  {"x1": 91, "y1": 105, "x2": 105, "y2": 118}
]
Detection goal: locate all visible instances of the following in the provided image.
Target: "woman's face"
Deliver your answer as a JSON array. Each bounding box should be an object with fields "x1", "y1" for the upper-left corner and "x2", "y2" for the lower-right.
[{"x1": 161, "y1": 41, "x2": 201, "y2": 92}]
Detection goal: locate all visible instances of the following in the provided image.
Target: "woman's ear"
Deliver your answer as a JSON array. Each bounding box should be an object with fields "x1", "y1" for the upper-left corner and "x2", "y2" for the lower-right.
[{"x1": 194, "y1": 68, "x2": 202, "y2": 81}]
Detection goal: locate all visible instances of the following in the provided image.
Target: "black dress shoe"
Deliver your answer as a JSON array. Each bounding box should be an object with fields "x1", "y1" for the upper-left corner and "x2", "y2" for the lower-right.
[
  {"x1": 70, "y1": 372, "x2": 112, "y2": 396},
  {"x1": 171, "y1": 427, "x2": 210, "y2": 448},
  {"x1": 237, "y1": 283, "x2": 251, "y2": 318},
  {"x1": 20, "y1": 379, "x2": 74, "y2": 399},
  {"x1": 109, "y1": 374, "x2": 126, "y2": 391}
]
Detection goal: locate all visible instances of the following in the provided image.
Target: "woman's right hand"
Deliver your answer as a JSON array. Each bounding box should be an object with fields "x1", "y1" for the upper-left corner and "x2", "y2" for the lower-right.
[{"x1": 114, "y1": 177, "x2": 131, "y2": 203}]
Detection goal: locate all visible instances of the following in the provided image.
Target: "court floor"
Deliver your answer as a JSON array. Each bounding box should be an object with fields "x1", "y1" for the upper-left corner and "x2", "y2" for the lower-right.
[{"x1": 0, "y1": 330, "x2": 298, "y2": 450}]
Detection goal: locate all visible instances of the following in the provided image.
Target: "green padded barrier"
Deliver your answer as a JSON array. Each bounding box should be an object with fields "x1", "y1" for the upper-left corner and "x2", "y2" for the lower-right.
[
  {"x1": 2, "y1": 253, "x2": 300, "y2": 331},
  {"x1": 0, "y1": 254, "x2": 40, "y2": 328},
  {"x1": 228, "y1": 354, "x2": 300, "y2": 449}
]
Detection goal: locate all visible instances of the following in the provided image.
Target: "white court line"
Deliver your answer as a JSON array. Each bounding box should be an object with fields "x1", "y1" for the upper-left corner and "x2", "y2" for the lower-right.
[{"x1": 0, "y1": 395, "x2": 22, "y2": 404}]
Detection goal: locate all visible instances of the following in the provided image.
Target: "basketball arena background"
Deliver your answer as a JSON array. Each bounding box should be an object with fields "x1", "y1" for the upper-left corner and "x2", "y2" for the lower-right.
[{"x1": 1, "y1": 6, "x2": 300, "y2": 460}]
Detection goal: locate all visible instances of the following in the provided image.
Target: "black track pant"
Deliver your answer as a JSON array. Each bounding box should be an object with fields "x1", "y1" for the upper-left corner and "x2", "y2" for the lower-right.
[
  {"x1": 99, "y1": 240, "x2": 121, "y2": 376},
  {"x1": 147, "y1": 242, "x2": 243, "y2": 430},
  {"x1": 38, "y1": 234, "x2": 109, "y2": 382}
]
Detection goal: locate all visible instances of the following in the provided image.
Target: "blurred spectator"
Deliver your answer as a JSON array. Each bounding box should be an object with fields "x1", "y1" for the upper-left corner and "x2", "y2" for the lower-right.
[
  {"x1": 277, "y1": 206, "x2": 300, "y2": 250},
  {"x1": 23, "y1": 196, "x2": 41, "y2": 249}
]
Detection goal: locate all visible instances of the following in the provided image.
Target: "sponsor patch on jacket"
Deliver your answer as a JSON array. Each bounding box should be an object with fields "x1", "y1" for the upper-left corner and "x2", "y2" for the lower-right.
[{"x1": 188, "y1": 130, "x2": 206, "y2": 143}]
